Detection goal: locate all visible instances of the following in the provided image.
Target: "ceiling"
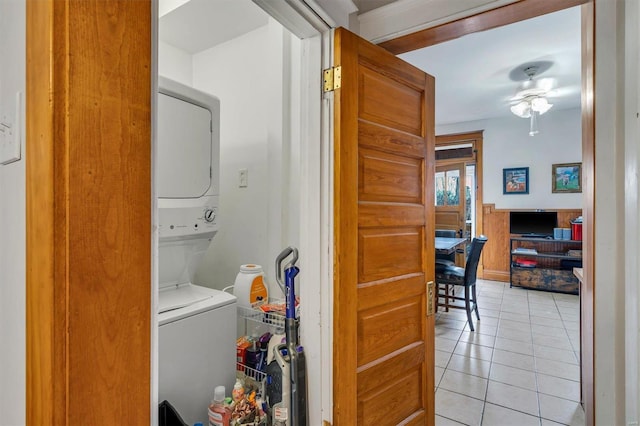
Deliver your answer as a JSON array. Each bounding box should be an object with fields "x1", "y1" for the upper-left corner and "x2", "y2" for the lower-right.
[
  {"x1": 159, "y1": 0, "x2": 269, "y2": 54},
  {"x1": 352, "y1": 0, "x2": 398, "y2": 14},
  {"x1": 159, "y1": 1, "x2": 581, "y2": 127},
  {"x1": 400, "y1": 6, "x2": 581, "y2": 126}
]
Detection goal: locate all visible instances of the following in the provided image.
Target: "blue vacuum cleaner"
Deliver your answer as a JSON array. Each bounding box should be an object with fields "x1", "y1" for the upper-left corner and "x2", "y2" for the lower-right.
[{"x1": 265, "y1": 247, "x2": 307, "y2": 426}]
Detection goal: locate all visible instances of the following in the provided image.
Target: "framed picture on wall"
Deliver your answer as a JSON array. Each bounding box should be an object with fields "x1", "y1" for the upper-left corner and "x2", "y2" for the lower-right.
[
  {"x1": 552, "y1": 162, "x2": 582, "y2": 193},
  {"x1": 503, "y1": 167, "x2": 529, "y2": 194}
]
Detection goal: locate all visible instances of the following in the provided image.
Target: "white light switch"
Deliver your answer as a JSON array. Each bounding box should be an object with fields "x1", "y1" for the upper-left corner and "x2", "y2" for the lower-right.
[
  {"x1": 0, "y1": 92, "x2": 22, "y2": 165},
  {"x1": 238, "y1": 168, "x2": 248, "y2": 188}
]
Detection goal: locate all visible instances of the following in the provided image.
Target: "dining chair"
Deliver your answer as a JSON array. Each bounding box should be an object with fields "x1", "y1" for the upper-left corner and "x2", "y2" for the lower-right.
[{"x1": 435, "y1": 235, "x2": 488, "y2": 331}]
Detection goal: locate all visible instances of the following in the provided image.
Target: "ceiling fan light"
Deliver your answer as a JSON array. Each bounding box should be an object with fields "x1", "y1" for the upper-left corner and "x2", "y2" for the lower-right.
[
  {"x1": 539, "y1": 103, "x2": 553, "y2": 114},
  {"x1": 530, "y1": 96, "x2": 547, "y2": 109},
  {"x1": 510, "y1": 101, "x2": 531, "y2": 118},
  {"x1": 529, "y1": 111, "x2": 539, "y2": 136},
  {"x1": 531, "y1": 96, "x2": 553, "y2": 114}
]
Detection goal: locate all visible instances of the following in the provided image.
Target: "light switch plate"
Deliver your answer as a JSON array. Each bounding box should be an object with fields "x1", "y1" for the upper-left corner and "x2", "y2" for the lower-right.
[
  {"x1": 0, "y1": 92, "x2": 21, "y2": 165},
  {"x1": 238, "y1": 168, "x2": 248, "y2": 188}
]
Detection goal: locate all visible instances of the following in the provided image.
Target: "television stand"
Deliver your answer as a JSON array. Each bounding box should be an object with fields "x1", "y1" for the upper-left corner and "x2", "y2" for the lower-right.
[
  {"x1": 510, "y1": 237, "x2": 582, "y2": 294},
  {"x1": 521, "y1": 233, "x2": 551, "y2": 239}
]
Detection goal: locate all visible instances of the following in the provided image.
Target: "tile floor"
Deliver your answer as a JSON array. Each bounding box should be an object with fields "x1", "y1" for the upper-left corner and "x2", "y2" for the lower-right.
[{"x1": 435, "y1": 279, "x2": 585, "y2": 426}]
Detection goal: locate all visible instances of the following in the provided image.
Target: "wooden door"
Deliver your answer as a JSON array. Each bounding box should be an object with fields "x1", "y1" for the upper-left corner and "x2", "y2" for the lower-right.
[
  {"x1": 333, "y1": 28, "x2": 435, "y2": 425},
  {"x1": 435, "y1": 161, "x2": 466, "y2": 237}
]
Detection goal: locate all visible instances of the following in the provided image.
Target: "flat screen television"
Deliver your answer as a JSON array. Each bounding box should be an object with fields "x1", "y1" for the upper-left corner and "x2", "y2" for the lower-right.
[{"x1": 510, "y1": 211, "x2": 558, "y2": 237}]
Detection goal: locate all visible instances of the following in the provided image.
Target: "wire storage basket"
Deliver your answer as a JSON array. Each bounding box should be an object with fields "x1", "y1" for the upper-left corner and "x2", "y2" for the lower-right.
[
  {"x1": 236, "y1": 362, "x2": 266, "y2": 382},
  {"x1": 237, "y1": 301, "x2": 286, "y2": 332}
]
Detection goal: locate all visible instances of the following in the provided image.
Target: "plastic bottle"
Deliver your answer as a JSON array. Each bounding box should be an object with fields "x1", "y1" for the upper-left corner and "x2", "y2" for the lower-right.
[
  {"x1": 232, "y1": 379, "x2": 245, "y2": 402},
  {"x1": 208, "y1": 385, "x2": 230, "y2": 426},
  {"x1": 245, "y1": 340, "x2": 259, "y2": 371},
  {"x1": 233, "y1": 264, "x2": 268, "y2": 308},
  {"x1": 256, "y1": 332, "x2": 272, "y2": 371}
]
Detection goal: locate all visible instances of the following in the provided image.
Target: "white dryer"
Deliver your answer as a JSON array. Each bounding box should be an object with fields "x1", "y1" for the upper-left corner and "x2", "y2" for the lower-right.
[{"x1": 157, "y1": 76, "x2": 236, "y2": 425}]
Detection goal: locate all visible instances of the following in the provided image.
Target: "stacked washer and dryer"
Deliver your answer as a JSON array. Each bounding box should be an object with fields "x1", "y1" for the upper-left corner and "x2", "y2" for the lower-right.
[{"x1": 157, "y1": 77, "x2": 236, "y2": 425}]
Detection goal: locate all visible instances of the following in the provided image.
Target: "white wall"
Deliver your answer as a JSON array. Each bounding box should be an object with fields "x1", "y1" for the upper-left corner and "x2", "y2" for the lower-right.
[
  {"x1": 594, "y1": 1, "x2": 626, "y2": 423},
  {"x1": 190, "y1": 21, "x2": 299, "y2": 298},
  {"x1": 624, "y1": 0, "x2": 640, "y2": 422},
  {"x1": 624, "y1": 1, "x2": 640, "y2": 424},
  {"x1": 158, "y1": 40, "x2": 193, "y2": 86},
  {"x1": 0, "y1": 0, "x2": 25, "y2": 425},
  {"x1": 437, "y1": 108, "x2": 583, "y2": 210}
]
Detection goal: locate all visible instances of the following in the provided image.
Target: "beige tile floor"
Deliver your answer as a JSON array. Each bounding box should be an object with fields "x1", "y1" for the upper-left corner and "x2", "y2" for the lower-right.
[{"x1": 435, "y1": 279, "x2": 585, "y2": 426}]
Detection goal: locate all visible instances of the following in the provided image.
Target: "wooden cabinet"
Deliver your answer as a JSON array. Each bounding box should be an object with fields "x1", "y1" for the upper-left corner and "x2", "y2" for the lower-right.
[{"x1": 510, "y1": 237, "x2": 582, "y2": 294}]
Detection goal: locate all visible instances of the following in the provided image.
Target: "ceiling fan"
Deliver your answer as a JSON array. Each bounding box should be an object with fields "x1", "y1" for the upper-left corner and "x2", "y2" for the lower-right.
[{"x1": 509, "y1": 65, "x2": 558, "y2": 136}]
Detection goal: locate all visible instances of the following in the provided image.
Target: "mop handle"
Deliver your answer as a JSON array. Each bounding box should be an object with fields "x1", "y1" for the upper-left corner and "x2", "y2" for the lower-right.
[
  {"x1": 275, "y1": 246, "x2": 298, "y2": 296},
  {"x1": 285, "y1": 266, "x2": 299, "y2": 319}
]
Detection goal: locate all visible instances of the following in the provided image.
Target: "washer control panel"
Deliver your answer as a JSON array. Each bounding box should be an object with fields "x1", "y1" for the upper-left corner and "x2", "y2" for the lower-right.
[{"x1": 159, "y1": 205, "x2": 218, "y2": 239}]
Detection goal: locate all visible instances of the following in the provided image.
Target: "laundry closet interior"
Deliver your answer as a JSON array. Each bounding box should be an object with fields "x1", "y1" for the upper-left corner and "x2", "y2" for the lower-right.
[{"x1": 155, "y1": 1, "x2": 306, "y2": 424}]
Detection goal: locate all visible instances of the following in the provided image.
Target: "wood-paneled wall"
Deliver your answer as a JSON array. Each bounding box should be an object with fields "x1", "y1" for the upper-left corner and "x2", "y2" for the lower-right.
[{"x1": 481, "y1": 204, "x2": 582, "y2": 282}]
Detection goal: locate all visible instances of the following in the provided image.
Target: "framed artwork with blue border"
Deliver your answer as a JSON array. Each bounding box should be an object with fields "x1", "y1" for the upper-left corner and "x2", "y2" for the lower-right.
[{"x1": 503, "y1": 167, "x2": 529, "y2": 194}]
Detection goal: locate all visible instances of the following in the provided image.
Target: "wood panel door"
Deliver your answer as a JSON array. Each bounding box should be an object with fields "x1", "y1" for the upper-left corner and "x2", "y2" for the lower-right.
[{"x1": 333, "y1": 28, "x2": 435, "y2": 425}]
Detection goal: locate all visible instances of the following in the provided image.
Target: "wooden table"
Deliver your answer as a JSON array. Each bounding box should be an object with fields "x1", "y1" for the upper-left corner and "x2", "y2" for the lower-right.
[
  {"x1": 573, "y1": 267, "x2": 583, "y2": 282},
  {"x1": 435, "y1": 237, "x2": 467, "y2": 255}
]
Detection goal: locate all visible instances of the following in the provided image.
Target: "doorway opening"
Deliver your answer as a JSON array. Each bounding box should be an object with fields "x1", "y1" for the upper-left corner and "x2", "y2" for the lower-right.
[
  {"x1": 392, "y1": 4, "x2": 588, "y2": 425},
  {"x1": 154, "y1": 1, "x2": 326, "y2": 424},
  {"x1": 435, "y1": 131, "x2": 484, "y2": 266}
]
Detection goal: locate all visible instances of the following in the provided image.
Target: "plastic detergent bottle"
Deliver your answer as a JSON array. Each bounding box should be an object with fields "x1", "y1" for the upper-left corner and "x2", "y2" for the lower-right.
[
  {"x1": 232, "y1": 379, "x2": 244, "y2": 402},
  {"x1": 233, "y1": 264, "x2": 268, "y2": 308},
  {"x1": 208, "y1": 386, "x2": 230, "y2": 426}
]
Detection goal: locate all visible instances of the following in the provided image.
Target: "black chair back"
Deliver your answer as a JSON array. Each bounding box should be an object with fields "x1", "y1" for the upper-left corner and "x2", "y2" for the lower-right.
[
  {"x1": 464, "y1": 236, "x2": 488, "y2": 285},
  {"x1": 435, "y1": 229, "x2": 456, "y2": 238}
]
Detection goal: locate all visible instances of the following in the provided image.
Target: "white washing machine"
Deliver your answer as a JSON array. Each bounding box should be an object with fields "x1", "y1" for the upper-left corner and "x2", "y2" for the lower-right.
[
  {"x1": 158, "y1": 284, "x2": 236, "y2": 425},
  {"x1": 157, "y1": 77, "x2": 236, "y2": 425}
]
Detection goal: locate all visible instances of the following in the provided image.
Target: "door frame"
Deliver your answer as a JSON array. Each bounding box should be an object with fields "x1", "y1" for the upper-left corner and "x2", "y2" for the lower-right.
[
  {"x1": 26, "y1": 1, "x2": 153, "y2": 423},
  {"x1": 435, "y1": 131, "x2": 484, "y2": 249},
  {"x1": 378, "y1": 1, "x2": 595, "y2": 423}
]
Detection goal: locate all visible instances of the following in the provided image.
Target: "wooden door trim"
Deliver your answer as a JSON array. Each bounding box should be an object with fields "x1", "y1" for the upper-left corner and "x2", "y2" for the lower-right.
[
  {"x1": 436, "y1": 130, "x2": 484, "y2": 146},
  {"x1": 379, "y1": 0, "x2": 590, "y2": 55},
  {"x1": 379, "y1": 1, "x2": 594, "y2": 423},
  {"x1": 26, "y1": 2, "x2": 64, "y2": 422},
  {"x1": 26, "y1": 1, "x2": 152, "y2": 423}
]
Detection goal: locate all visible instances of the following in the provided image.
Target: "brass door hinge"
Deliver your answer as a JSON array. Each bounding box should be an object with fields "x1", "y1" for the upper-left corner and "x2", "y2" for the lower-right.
[
  {"x1": 323, "y1": 66, "x2": 341, "y2": 92},
  {"x1": 427, "y1": 281, "x2": 435, "y2": 316}
]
